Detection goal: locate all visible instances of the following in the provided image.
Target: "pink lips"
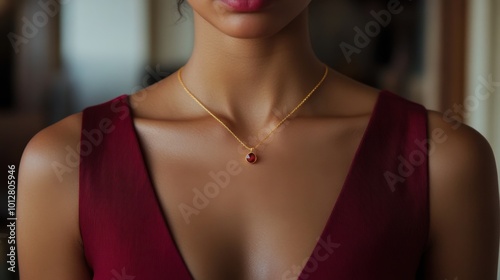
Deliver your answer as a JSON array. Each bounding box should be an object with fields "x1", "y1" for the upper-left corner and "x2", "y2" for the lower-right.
[{"x1": 220, "y1": 0, "x2": 269, "y2": 12}]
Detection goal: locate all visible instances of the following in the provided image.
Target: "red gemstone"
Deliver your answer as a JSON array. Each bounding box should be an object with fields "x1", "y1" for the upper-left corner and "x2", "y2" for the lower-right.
[{"x1": 246, "y1": 153, "x2": 257, "y2": 163}]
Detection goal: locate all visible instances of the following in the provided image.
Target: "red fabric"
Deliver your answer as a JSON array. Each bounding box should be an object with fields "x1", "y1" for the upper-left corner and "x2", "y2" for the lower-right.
[{"x1": 80, "y1": 90, "x2": 429, "y2": 279}]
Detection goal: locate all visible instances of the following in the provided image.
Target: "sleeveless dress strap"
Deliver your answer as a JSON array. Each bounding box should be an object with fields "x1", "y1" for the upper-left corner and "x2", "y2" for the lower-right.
[
  {"x1": 305, "y1": 91, "x2": 429, "y2": 279},
  {"x1": 79, "y1": 95, "x2": 192, "y2": 279}
]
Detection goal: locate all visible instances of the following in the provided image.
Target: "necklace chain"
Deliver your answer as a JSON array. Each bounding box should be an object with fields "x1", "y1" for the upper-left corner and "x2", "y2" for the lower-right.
[{"x1": 177, "y1": 65, "x2": 329, "y2": 154}]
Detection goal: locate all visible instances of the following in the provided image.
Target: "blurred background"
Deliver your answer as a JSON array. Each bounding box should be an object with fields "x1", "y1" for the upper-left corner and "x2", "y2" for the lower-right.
[{"x1": 1, "y1": 0, "x2": 499, "y2": 279}]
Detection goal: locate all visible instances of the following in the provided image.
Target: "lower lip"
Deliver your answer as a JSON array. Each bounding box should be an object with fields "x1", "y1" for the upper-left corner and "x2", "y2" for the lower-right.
[{"x1": 219, "y1": 0, "x2": 268, "y2": 12}]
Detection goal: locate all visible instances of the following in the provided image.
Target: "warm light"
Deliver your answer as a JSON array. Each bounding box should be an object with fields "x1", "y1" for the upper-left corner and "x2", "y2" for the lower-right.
[{"x1": 0, "y1": 0, "x2": 6, "y2": 14}]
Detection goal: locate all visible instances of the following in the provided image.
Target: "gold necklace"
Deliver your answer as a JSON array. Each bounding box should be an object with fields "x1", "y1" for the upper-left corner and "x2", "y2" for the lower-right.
[{"x1": 177, "y1": 65, "x2": 329, "y2": 164}]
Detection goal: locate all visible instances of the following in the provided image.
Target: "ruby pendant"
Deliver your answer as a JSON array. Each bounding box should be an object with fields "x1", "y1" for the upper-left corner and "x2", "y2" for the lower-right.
[{"x1": 246, "y1": 152, "x2": 257, "y2": 164}]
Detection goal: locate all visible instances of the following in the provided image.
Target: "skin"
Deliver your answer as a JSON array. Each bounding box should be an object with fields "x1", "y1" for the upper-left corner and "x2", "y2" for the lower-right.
[{"x1": 18, "y1": 0, "x2": 499, "y2": 279}]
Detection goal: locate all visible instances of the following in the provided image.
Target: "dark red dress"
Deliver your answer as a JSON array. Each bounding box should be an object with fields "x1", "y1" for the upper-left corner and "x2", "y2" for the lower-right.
[{"x1": 79, "y1": 91, "x2": 429, "y2": 279}]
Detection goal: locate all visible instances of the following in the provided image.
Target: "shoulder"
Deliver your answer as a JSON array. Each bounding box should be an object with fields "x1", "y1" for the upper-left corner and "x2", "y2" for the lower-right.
[
  {"x1": 19, "y1": 112, "x2": 83, "y2": 219},
  {"x1": 422, "y1": 110, "x2": 499, "y2": 279},
  {"x1": 20, "y1": 93, "x2": 132, "y2": 184},
  {"x1": 18, "y1": 112, "x2": 93, "y2": 279},
  {"x1": 426, "y1": 110, "x2": 497, "y2": 189},
  {"x1": 20, "y1": 112, "x2": 83, "y2": 184}
]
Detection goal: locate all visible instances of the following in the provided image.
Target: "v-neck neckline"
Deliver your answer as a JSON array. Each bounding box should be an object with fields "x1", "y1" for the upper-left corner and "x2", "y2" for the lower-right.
[{"x1": 125, "y1": 90, "x2": 386, "y2": 279}]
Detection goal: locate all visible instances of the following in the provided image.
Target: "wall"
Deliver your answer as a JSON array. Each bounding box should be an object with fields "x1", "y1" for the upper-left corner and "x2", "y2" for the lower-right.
[
  {"x1": 466, "y1": 1, "x2": 500, "y2": 279},
  {"x1": 61, "y1": 0, "x2": 149, "y2": 110}
]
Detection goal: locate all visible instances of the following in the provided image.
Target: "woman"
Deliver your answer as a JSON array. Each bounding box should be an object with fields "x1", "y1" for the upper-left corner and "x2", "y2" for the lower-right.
[{"x1": 18, "y1": 0, "x2": 499, "y2": 279}]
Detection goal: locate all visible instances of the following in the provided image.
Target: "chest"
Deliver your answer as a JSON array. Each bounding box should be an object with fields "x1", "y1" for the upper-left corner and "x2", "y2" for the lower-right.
[
  {"x1": 133, "y1": 117, "x2": 367, "y2": 279},
  {"x1": 80, "y1": 92, "x2": 429, "y2": 279}
]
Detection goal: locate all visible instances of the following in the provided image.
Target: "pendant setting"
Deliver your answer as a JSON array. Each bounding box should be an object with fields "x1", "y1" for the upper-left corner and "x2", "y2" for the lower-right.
[{"x1": 246, "y1": 152, "x2": 257, "y2": 164}]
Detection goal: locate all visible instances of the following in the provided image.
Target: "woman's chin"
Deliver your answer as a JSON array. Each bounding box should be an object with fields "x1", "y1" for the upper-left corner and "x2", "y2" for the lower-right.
[
  {"x1": 215, "y1": 17, "x2": 281, "y2": 39},
  {"x1": 189, "y1": 0, "x2": 310, "y2": 39}
]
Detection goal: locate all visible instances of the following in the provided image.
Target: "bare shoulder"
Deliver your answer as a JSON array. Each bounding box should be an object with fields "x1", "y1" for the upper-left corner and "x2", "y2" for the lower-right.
[
  {"x1": 426, "y1": 110, "x2": 498, "y2": 198},
  {"x1": 21, "y1": 112, "x2": 82, "y2": 167},
  {"x1": 18, "y1": 112, "x2": 91, "y2": 279},
  {"x1": 428, "y1": 111, "x2": 496, "y2": 177},
  {"x1": 421, "y1": 110, "x2": 499, "y2": 279},
  {"x1": 20, "y1": 112, "x2": 83, "y2": 188}
]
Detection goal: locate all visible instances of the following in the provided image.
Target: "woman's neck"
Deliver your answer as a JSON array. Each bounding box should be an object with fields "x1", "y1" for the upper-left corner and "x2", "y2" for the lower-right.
[{"x1": 179, "y1": 9, "x2": 326, "y2": 131}]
